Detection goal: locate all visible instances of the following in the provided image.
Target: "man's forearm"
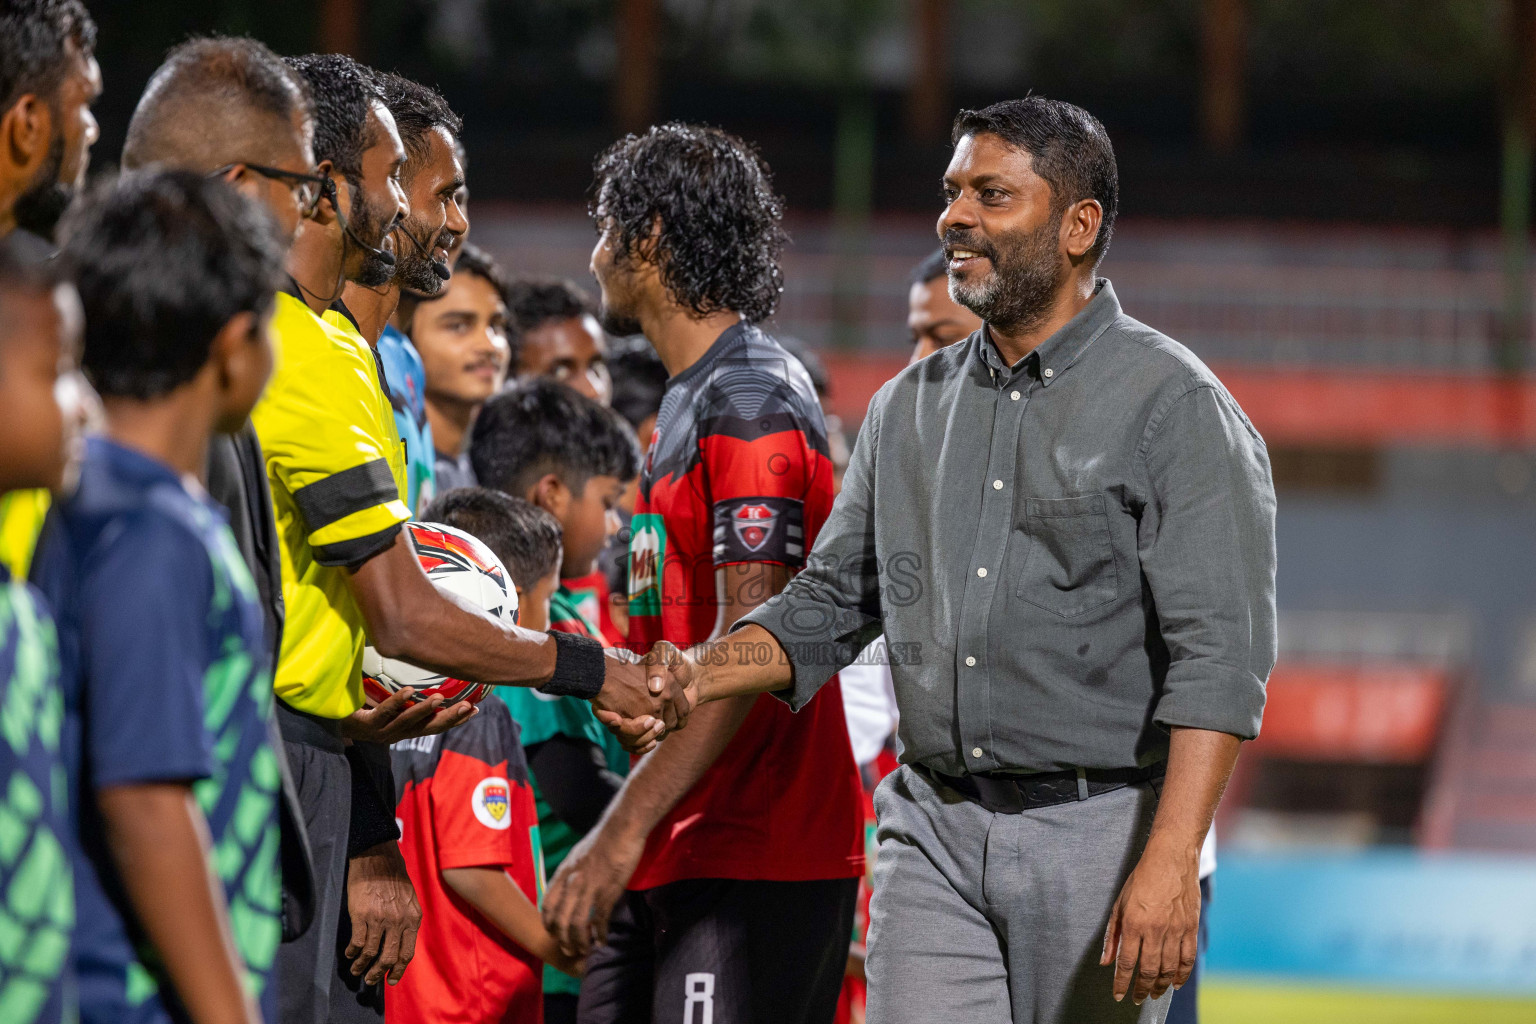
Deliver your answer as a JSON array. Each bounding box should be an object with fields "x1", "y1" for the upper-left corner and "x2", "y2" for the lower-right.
[
  {"x1": 350, "y1": 530, "x2": 559, "y2": 686},
  {"x1": 366, "y1": 580, "x2": 559, "y2": 685},
  {"x1": 599, "y1": 694, "x2": 759, "y2": 843},
  {"x1": 345, "y1": 742, "x2": 399, "y2": 856},
  {"x1": 686, "y1": 624, "x2": 796, "y2": 703},
  {"x1": 604, "y1": 567, "x2": 796, "y2": 841},
  {"x1": 1145, "y1": 727, "x2": 1241, "y2": 860},
  {"x1": 98, "y1": 784, "x2": 258, "y2": 1024},
  {"x1": 1102, "y1": 726, "x2": 1241, "y2": 1003}
]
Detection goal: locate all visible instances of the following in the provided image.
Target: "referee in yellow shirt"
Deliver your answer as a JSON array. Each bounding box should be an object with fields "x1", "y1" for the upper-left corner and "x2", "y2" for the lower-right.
[{"x1": 259, "y1": 56, "x2": 687, "y2": 1024}]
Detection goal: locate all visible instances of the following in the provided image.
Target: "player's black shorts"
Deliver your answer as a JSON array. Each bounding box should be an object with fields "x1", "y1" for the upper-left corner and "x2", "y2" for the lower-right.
[{"x1": 577, "y1": 877, "x2": 859, "y2": 1024}]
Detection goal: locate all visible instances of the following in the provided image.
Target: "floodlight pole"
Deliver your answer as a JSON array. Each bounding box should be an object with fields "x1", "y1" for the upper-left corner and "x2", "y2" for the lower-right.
[
  {"x1": 830, "y1": 0, "x2": 881, "y2": 351},
  {"x1": 907, "y1": 0, "x2": 951, "y2": 144},
  {"x1": 1200, "y1": 0, "x2": 1246, "y2": 154},
  {"x1": 615, "y1": 0, "x2": 660, "y2": 134}
]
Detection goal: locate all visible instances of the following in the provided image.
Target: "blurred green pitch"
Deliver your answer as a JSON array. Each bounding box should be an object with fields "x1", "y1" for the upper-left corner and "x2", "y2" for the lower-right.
[{"x1": 1203, "y1": 979, "x2": 1536, "y2": 1023}]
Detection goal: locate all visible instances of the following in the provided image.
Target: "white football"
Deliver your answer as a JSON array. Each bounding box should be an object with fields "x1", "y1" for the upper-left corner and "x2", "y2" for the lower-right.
[{"x1": 361, "y1": 521, "x2": 518, "y2": 707}]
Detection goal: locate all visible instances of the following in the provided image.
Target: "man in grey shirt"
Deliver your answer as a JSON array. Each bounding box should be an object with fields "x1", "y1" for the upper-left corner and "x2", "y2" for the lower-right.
[{"x1": 629, "y1": 97, "x2": 1276, "y2": 1023}]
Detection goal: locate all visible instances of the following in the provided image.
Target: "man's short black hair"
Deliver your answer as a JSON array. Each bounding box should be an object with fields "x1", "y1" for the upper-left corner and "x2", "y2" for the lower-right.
[
  {"x1": 504, "y1": 275, "x2": 594, "y2": 359},
  {"x1": 606, "y1": 334, "x2": 666, "y2": 433},
  {"x1": 370, "y1": 70, "x2": 460, "y2": 180},
  {"x1": 123, "y1": 36, "x2": 312, "y2": 172},
  {"x1": 951, "y1": 98, "x2": 1119, "y2": 267},
  {"x1": 422, "y1": 487, "x2": 562, "y2": 593},
  {"x1": 452, "y1": 243, "x2": 506, "y2": 299},
  {"x1": 284, "y1": 53, "x2": 378, "y2": 182},
  {"x1": 0, "y1": 0, "x2": 97, "y2": 113},
  {"x1": 910, "y1": 247, "x2": 948, "y2": 287},
  {"x1": 59, "y1": 169, "x2": 284, "y2": 399},
  {"x1": 591, "y1": 123, "x2": 787, "y2": 324},
  {"x1": 470, "y1": 377, "x2": 641, "y2": 498}
]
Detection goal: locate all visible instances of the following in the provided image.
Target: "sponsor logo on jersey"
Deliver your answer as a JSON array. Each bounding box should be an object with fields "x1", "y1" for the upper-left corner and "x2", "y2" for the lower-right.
[
  {"x1": 731, "y1": 503, "x2": 778, "y2": 552},
  {"x1": 391, "y1": 734, "x2": 439, "y2": 755},
  {"x1": 472, "y1": 776, "x2": 513, "y2": 830},
  {"x1": 627, "y1": 513, "x2": 666, "y2": 619}
]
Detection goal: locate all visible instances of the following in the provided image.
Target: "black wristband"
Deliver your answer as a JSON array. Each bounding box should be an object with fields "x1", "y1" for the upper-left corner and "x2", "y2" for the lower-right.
[{"x1": 540, "y1": 630, "x2": 606, "y2": 700}]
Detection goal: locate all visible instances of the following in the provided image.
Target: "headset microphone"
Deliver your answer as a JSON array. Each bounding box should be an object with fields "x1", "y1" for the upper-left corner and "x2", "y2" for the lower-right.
[
  {"x1": 345, "y1": 221, "x2": 396, "y2": 268},
  {"x1": 324, "y1": 175, "x2": 396, "y2": 268},
  {"x1": 399, "y1": 224, "x2": 451, "y2": 281}
]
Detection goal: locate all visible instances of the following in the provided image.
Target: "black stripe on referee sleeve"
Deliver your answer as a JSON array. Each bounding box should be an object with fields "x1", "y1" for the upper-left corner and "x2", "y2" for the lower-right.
[
  {"x1": 291, "y1": 459, "x2": 400, "y2": 533},
  {"x1": 310, "y1": 522, "x2": 402, "y2": 569}
]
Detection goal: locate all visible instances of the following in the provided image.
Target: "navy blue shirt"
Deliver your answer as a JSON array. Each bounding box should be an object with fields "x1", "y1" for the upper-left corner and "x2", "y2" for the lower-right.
[
  {"x1": 34, "y1": 438, "x2": 281, "y2": 1024},
  {"x1": 0, "y1": 563, "x2": 72, "y2": 1024}
]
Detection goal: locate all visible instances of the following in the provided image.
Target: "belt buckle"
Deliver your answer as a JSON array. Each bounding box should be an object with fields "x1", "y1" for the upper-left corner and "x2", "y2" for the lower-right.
[
  {"x1": 1020, "y1": 774, "x2": 1078, "y2": 808},
  {"x1": 972, "y1": 775, "x2": 1025, "y2": 814}
]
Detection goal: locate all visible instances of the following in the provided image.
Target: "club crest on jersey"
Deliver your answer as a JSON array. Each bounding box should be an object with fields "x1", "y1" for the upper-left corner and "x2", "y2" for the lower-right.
[
  {"x1": 473, "y1": 777, "x2": 512, "y2": 830},
  {"x1": 731, "y1": 503, "x2": 778, "y2": 552}
]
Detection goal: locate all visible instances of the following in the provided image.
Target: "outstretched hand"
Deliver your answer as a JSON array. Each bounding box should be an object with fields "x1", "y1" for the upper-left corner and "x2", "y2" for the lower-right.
[
  {"x1": 341, "y1": 688, "x2": 477, "y2": 743},
  {"x1": 589, "y1": 644, "x2": 703, "y2": 758},
  {"x1": 586, "y1": 647, "x2": 678, "y2": 752},
  {"x1": 642, "y1": 641, "x2": 702, "y2": 715}
]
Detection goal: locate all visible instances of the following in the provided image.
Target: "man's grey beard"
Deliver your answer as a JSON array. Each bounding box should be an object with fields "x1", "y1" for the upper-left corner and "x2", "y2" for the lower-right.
[
  {"x1": 13, "y1": 135, "x2": 71, "y2": 241},
  {"x1": 948, "y1": 215, "x2": 1065, "y2": 336},
  {"x1": 395, "y1": 223, "x2": 448, "y2": 296}
]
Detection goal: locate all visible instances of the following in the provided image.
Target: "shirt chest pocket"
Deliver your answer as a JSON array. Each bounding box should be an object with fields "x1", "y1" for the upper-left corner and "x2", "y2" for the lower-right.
[{"x1": 1014, "y1": 495, "x2": 1119, "y2": 617}]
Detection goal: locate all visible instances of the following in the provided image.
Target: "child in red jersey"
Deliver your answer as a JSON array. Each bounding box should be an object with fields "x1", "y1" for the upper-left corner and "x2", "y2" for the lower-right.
[{"x1": 390, "y1": 491, "x2": 582, "y2": 1024}]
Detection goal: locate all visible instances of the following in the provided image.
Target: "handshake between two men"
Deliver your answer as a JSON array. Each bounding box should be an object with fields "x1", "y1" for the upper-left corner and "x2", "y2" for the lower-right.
[
  {"x1": 591, "y1": 626, "x2": 791, "y2": 754},
  {"x1": 343, "y1": 628, "x2": 787, "y2": 755}
]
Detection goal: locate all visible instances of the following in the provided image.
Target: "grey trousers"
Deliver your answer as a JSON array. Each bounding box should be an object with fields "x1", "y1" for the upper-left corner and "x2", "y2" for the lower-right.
[{"x1": 866, "y1": 765, "x2": 1171, "y2": 1024}]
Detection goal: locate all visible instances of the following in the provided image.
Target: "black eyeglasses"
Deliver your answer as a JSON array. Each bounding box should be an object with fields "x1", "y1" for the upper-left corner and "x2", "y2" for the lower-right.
[{"x1": 211, "y1": 162, "x2": 330, "y2": 217}]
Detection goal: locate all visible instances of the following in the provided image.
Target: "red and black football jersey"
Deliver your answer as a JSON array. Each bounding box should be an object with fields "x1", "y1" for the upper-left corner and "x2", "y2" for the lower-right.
[
  {"x1": 388, "y1": 696, "x2": 544, "y2": 1024},
  {"x1": 625, "y1": 322, "x2": 864, "y2": 888}
]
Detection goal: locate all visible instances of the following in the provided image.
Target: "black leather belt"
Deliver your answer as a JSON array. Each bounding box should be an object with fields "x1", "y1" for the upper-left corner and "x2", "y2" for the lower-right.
[
  {"x1": 274, "y1": 698, "x2": 346, "y2": 754},
  {"x1": 920, "y1": 761, "x2": 1166, "y2": 814}
]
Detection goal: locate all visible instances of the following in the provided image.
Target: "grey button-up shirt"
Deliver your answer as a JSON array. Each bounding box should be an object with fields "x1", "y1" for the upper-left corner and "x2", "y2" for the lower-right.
[{"x1": 741, "y1": 280, "x2": 1277, "y2": 776}]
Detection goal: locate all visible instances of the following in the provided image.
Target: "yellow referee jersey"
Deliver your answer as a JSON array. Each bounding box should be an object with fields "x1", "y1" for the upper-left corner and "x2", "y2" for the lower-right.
[
  {"x1": 0, "y1": 488, "x2": 51, "y2": 578},
  {"x1": 251, "y1": 289, "x2": 409, "y2": 719}
]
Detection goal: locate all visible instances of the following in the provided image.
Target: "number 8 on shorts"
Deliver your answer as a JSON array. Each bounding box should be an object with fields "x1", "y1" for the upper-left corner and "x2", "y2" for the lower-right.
[{"x1": 683, "y1": 973, "x2": 715, "y2": 1024}]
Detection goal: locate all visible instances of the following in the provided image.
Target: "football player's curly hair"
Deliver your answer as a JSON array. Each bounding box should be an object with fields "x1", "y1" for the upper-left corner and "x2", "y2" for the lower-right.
[{"x1": 590, "y1": 122, "x2": 788, "y2": 325}]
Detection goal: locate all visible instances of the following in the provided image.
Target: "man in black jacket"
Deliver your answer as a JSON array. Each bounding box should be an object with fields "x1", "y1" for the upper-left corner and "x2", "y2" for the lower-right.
[{"x1": 118, "y1": 28, "x2": 329, "y2": 952}]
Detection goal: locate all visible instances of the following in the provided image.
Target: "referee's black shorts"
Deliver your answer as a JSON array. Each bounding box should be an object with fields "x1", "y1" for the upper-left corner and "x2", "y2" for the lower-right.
[
  {"x1": 274, "y1": 714, "x2": 351, "y2": 1024},
  {"x1": 578, "y1": 877, "x2": 859, "y2": 1024}
]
